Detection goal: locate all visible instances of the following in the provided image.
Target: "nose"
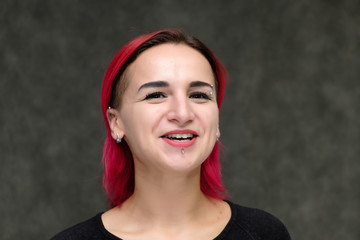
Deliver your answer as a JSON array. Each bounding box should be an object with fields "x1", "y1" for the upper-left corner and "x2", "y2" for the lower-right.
[{"x1": 166, "y1": 94, "x2": 195, "y2": 125}]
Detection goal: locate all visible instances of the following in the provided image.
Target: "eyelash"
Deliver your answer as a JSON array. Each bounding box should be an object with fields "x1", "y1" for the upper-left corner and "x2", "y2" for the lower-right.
[
  {"x1": 143, "y1": 91, "x2": 212, "y2": 101},
  {"x1": 189, "y1": 92, "x2": 211, "y2": 100},
  {"x1": 144, "y1": 92, "x2": 166, "y2": 100}
]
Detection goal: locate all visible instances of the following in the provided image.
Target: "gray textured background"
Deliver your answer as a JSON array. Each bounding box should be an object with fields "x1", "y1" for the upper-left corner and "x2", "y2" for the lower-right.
[{"x1": 1, "y1": 0, "x2": 359, "y2": 239}]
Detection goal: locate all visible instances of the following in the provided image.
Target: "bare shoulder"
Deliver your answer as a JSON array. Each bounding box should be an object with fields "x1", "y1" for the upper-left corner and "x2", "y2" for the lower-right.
[
  {"x1": 101, "y1": 206, "x2": 128, "y2": 235},
  {"x1": 210, "y1": 199, "x2": 232, "y2": 226}
]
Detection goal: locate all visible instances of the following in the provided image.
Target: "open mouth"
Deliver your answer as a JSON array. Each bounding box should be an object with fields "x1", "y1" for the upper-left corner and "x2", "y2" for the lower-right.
[{"x1": 162, "y1": 133, "x2": 196, "y2": 141}]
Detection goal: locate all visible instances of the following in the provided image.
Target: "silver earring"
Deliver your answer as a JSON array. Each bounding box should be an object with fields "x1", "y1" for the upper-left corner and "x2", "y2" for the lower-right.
[
  {"x1": 107, "y1": 106, "x2": 111, "y2": 110},
  {"x1": 116, "y1": 133, "x2": 122, "y2": 143},
  {"x1": 216, "y1": 136, "x2": 219, "y2": 142}
]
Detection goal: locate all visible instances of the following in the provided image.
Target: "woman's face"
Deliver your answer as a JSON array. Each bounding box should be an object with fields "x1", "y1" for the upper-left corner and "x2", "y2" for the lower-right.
[{"x1": 111, "y1": 43, "x2": 220, "y2": 173}]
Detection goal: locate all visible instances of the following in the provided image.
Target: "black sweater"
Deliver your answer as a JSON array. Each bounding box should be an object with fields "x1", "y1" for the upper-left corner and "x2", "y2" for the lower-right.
[{"x1": 51, "y1": 201, "x2": 291, "y2": 240}]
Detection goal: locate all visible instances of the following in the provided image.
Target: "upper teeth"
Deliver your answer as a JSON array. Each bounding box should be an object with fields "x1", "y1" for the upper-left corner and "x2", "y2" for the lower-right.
[{"x1": 166, "y1": 134, "x2": 194, "y2": 139}]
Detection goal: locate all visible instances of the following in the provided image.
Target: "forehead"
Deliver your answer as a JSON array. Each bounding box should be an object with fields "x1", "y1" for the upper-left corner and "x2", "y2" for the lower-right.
[{"x1": 124, "y1": 43, "x2": 215, "y2": 86}]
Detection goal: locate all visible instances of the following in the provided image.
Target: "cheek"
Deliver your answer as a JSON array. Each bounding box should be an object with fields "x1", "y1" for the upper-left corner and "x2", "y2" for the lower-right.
[
  {"x1": 121, "y1": 106, "x2": 167, "y2": 161},
  {"x1": 122, "y1": 105, "x2": 163, "y2": 138},
  {"x1": 204, "y1": 106, "x2": 219, "y2": 124},
  {"x1": 121, "y1": 111, "x2": 152, "y2": 157},
  {"x1": 197, "y1": 105, "x2": 219, "y2": 133}
]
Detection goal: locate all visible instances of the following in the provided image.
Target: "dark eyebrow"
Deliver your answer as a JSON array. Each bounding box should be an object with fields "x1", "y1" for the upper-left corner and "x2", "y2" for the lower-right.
[
  {"x1": 137, "y1": 81, "x2": 169, "y2": 93},
  {"x1": 189, "y1": 81, "x2": 214, "y2": 89}
]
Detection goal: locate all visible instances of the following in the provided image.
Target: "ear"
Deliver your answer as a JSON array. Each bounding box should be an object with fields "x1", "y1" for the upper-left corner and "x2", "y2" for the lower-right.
[
  {"x1": 216, "y1": 124, "x2": 221, "y2": 139},
  {"x1": 106, "y1": 108, "x2": 125, "y2": 140}
]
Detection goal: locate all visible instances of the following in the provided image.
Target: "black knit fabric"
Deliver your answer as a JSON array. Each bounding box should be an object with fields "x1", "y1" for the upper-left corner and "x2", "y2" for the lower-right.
[{"x1": 51, "y1": 201, "x2": 291, "y2": 240}]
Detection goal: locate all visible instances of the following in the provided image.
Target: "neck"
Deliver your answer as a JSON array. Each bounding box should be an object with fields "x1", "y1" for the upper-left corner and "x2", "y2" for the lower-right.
[
  {"x1": 102, "y1": 163, "x2": 231, "y2": 239},
  {"x1": 120, "y1": 166, "x2": 211, "y2": 226}
]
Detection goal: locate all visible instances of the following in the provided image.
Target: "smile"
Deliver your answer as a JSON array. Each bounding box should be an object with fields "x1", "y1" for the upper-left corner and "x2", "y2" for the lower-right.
[
  {"x1": 161, "y1": 130, "x2": 198, "y2": 148},
  {"x1": 164, "y1": 133, "x2": 194, "y2": 141}
]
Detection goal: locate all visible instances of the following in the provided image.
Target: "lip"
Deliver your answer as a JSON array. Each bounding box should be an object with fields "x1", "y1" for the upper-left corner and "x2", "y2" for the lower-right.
[{"x1": 161, "y1": 129, "x2": 198, "y2": 148}]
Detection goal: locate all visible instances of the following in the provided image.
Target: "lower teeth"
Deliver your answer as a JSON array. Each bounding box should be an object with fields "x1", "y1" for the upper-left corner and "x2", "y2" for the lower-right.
[{"x1": 169, "y1": 138, "x2": 191, "y2": 141}]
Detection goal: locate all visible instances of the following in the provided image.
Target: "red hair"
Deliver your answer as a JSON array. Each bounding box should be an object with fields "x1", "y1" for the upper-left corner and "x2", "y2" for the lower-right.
[{"x1": 101, "y1": 29, "x2": 228, "y2": 207}]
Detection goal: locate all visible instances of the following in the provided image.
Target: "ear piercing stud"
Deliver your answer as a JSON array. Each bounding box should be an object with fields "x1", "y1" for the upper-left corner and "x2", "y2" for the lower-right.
[{"x1": 116, "y1": 133, "x2": 122, "y2": 143}]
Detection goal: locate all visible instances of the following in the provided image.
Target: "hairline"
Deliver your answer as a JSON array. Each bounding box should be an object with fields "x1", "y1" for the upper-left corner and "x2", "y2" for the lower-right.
[
  {"x1": 112, "y1": 41, "x2": 219, "y2": 109},
  {"x1": 110, "y1": 29, "x2": 221, "y2": 108}
]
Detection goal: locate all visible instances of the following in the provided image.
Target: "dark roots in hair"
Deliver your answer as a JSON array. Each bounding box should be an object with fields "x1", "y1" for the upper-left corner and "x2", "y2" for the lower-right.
[{"x1": 109, "y1": 29, "x2": 220, "y2": 108}]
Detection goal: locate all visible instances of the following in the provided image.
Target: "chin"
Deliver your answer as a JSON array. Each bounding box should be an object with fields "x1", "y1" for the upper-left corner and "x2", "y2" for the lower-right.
[{"x1": 159, "y1": 155, "x2": 204, "y2": 174}]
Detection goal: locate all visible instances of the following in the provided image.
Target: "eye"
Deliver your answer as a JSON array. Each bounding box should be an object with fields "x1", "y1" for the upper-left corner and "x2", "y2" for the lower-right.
[
  {"x1": 144, "y1": 92, "x2": 166, "y2": 100},
  {"x1": 189, "y1": 92, "x2": 211, "y2": 100}
]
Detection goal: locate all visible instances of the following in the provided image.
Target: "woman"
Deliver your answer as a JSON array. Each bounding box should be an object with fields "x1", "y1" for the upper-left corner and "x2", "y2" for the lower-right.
[{"x1": 52, "y1": 29, "x2": 291, "y2": 240}]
